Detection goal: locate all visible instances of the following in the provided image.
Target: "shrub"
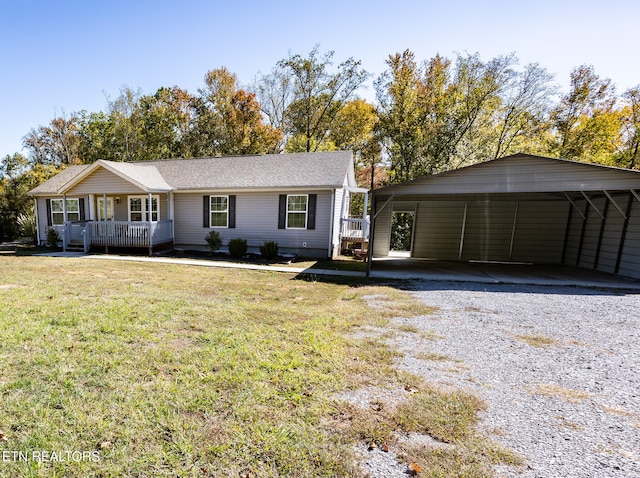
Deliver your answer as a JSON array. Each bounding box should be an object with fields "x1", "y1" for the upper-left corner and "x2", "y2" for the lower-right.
[
  {"x1": 46, "y1": 228, "x2": 60, "y2": 248},
  {"x1": 17, "y1": 213, "x2": 37, "y2": 244},
  {"x1": 228, "y1": 238, "x2": 247, "y2": 259},
  {"x1": 260, "y1": 240, "x2": 279, "y2": 259},
  {"x1": 205, "y1": 230, "x2": 222, "y2": 255}
]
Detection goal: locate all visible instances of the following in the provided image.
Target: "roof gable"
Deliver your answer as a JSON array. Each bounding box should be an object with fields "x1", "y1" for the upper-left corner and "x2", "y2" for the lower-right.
[
  {"x1": 58, "y1": 160, "x2": 171, "y2": 194},
  {"x1": 376, "y1": 154, "x2": 640, "y2": 196}
]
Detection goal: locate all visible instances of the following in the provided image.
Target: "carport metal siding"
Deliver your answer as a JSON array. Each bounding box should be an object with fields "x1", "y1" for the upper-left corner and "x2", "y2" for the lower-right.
[
  {"x1": 375, "y1": 197, "x2": 570, "y2": 263},
  {"x1": 371, "y1": 155, "x2": 640, "y2": 280}
]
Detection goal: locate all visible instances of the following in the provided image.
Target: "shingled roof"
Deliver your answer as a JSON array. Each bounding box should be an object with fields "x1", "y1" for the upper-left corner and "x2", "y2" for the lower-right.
[{"x1": 29, "y1": 151, "x2": 356, "y2": 195}]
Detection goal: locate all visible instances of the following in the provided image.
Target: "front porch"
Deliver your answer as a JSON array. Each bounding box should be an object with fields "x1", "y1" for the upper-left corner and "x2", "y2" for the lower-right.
[{"x1": 62, "y1": 220, "x2": 173, "y2": 255}]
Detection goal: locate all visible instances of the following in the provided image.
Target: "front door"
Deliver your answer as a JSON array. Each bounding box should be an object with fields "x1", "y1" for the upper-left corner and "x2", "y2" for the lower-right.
[{"x1": 97, "y1": 197, "x2": 114, "y2": 221}]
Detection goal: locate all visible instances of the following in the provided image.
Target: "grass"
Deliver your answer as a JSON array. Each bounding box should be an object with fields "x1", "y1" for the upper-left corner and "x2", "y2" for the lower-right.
[
  {"x1": 530, "y1": 383, "x2": 591, "y2": 403},
  {"x1": 0, "y1": 256, "x2": 516, "y2": 477},
  {"x1": 514, "y1": 333, "x2": 557, "y2": 347}
]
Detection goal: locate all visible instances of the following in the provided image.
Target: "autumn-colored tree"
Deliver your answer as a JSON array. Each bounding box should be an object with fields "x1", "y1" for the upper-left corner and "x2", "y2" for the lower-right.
[
  {"x1": 0, "y1": 153, "x2": 61, "y2": 240},
  {"x1": 329, "y1": 99, "x2": 381, "y2": 189},
  {"x1": 23, "y1": 113, "x2": 81, "y2": 166},
  {"x1": 191, "y1": 68, "x2": 282, "y2": 156},
  {"x1": 377, "y1": 51, "x2": 516, "y2": 180},
  {"x1": 617, "y1": 86, "x2": 640, "y2": 169},
  {"x1": 550, "y1": 65, "x2": 622, "y2": 164},
  {"x1": 138, "y1": 86, "x2": 197, "y2": 160},
  {"x1": 375, "y1": 50, "x2": 425, "y2": 182},
  {"x1": 273, "y1": 46, "x2": 370, "y2": 152}
]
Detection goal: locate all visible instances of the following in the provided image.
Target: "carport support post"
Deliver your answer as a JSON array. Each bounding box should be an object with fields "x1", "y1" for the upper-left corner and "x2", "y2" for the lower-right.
[
  {"x1": 593, "y1": 197, "x2": 610, "y2": 269},
  {"x1": 508, "y1": 202, "x2": 519, "y2": 260},
  {"x1": 458, "y1": 202, "x2": 468, "y2": 260},
  {"x1": 576, "y1": 201, "x2": 590, "y2": 266},
  {"x1": 365, "y1": 198, "x2": 377, "y2": 278},
  {"x1": 561, "y1": 203, "x2": 573, "y2": 264},
  {"x1": 615, "y1": 193, "x2": 635, "y2": 274},
  {"x1": 366, "y1": 194, "x2": 395, "y2": 278}
]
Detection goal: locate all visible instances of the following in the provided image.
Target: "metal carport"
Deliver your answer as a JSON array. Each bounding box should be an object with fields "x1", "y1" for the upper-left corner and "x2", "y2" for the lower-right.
[{"x1": 367, "y1": 154, "x2": 640, "y2": 281}]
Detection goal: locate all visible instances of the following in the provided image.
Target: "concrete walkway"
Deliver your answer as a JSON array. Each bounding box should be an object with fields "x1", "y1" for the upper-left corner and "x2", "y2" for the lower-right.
[
  {"x1": 36, "y1": 252, "x2": 365, "y2": 278},
  {"x1": 35, "y1": 252, "x2": 640, "y2": 290}
]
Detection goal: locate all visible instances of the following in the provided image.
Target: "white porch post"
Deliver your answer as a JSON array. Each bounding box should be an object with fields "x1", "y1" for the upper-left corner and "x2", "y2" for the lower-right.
[
  {"x1": 34, "y1": 198, "x2": 40, "y2": 246},
  {"x1": 103, "y1": 193, "x2": 107, "y2": 221},
  {"x1": 362, "y1": 192, "x2": 369, "y2": 240},
  {"x1": 148, "y1": 192, "x2": 152, "y2": 222},
  {"x1": 169, "y1": 191, "x2": 175, "y2": 243},
  {"x1": 88, "y1": 194, "x2": 95, "y2": 220},
  {"x1": 62, "y1": 194, "x2": 68, "y2": 223}
]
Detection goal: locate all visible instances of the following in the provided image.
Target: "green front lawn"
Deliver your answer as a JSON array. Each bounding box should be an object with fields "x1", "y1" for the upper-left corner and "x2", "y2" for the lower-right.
[{"x1": 0, "y1": 256, "x2": 517, "y2": 477}]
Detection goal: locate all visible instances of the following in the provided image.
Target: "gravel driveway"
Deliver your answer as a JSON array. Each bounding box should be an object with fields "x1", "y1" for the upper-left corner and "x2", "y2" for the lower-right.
[{"x1": 381, "y1": 281, "x2": 640, "y2": 477}]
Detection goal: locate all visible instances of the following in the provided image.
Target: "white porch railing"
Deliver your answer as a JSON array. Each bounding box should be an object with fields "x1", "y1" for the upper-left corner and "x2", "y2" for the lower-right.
[
  {"x1": 340, "y1": 216, "x2": 370, "y2": 241},
  {"x1": 63, "y1": 220, "x2": 173, "y2": 252}
]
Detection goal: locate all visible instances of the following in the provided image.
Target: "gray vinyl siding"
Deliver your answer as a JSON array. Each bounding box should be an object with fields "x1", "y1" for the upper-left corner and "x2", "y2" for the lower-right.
[
  {"x1": 36, "y1": 195, "x2": 88, "y2": 242},
  {"x1": 89, "y1": 194, "x2": 169, "y2": 221},
  {"x1": 372, "y1": 198, "x2": 392, "y2": 258},
  {"x1": 36, "y1": 197, "x2": 50, "y2": 242},
  {"x1": 173, "y1": 190, "x2": 334, "y2": 258},
  {"x1": 66, "y1": 168, "x2": 146, "y2": 195}
]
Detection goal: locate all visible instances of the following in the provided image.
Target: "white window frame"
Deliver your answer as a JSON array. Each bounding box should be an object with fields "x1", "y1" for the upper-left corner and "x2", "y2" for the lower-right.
[
  {"x1": 209, "y1": 195, "x2": 229, "y2": 228},
  {"x1": 286, "y1": 194, "x2": 308, "y2": 229},
  {"x1": 97, "y1": 197, "x2": 114, "y2": 221},
  {"x1": 51, "y1": 198, "x2": 79, "y2": 225},
  {"x1": 128, "y1": 195, "x2": 159, "y2": 222}
]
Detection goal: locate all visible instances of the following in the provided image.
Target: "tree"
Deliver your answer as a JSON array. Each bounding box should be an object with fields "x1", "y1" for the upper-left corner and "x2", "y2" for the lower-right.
[
  {"x1": 107, "y1": 86, "x2": 143, "y2": 161},
  {"x1": 550, "y1": 65, "x2": 621, "y2": 163},
  {"x1": 329, "y1": 99, "x2": 381, "y2": 190},
  {"x1": 490, "y1": 63, "x2": 556, "y2": 159},
  {"x1": 253, "y1": 66, "x2": 295, "y2": 152},
  {"x1": 375, "y1": 49, "x2": 426, "y2": 182},
  {"x1": 77, "y1": 110, "x2": 115, "y2": 163},
  {"x1": 192, "y1": 67, "x2": 282, "y2": 156},
  {"x1": 376, "y1": 51, "x2": 517, "y2": 181},
  {"x1": 277, "y1": 46, "x2": 370, "y2": 152},
  {"x1": 23, "y1": 113, "x2": 81, "y2": 166},
  {"x1": 618, "y1": 86, "x2": 640, "y2": 169},
  {"x1": 138, "y1": 86, "x2": 196, "y2": 160},
  {"x1": 0, "y1": 154, "x2": 37, "y2": 240}
]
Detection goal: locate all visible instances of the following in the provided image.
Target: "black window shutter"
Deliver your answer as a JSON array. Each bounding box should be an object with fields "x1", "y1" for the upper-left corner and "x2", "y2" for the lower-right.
[
  {"x1": 278, "y1": 195, "x2": 287, "y2": 229},
  {"x1": 46, "y1": 199, "x2": 52, "y2": 226},
  {"x1": 79, "y1": 198, "x2": 85, "y2": 221},
  {"x1": 203, "y1": 196, "x2": 210, "y2": 227},
  {"x1": 228, "y1": 195, "x2": 236, "y2": 228},
  {"x1": 307, "y1": 194, "x2": 317, "y2": 230}
]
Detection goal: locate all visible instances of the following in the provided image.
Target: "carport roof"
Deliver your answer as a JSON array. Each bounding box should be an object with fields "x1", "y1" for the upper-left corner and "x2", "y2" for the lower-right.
[{"x1": 375, "y1": 154, "x2": 640, "y2": 196}]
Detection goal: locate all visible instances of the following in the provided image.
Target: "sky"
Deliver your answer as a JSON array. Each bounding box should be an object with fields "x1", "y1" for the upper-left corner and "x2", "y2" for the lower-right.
[{"x1": 1, "y1": 0, "x2": 639, "y2": 160}]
